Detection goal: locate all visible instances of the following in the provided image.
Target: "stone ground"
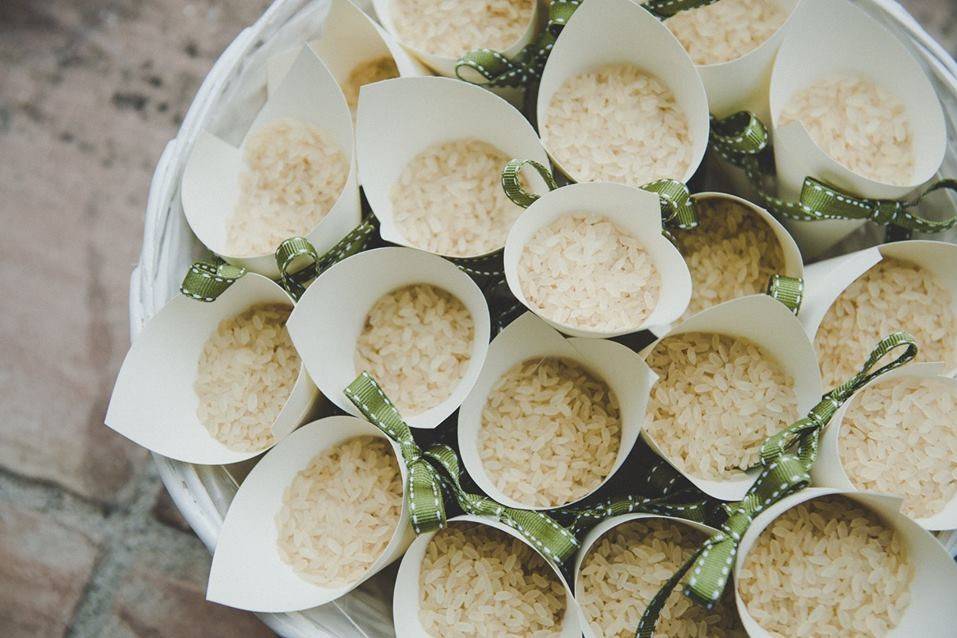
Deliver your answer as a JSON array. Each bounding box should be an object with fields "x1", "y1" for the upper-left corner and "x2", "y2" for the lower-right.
[{"x1": 0, "y1": 1, "x2": 953, "y2": 637}]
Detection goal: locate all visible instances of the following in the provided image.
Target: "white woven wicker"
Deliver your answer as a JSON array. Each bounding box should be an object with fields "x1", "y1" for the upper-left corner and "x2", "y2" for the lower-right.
[{"x1": 131, "y1": 1, "x2": 957, "y2": 635}]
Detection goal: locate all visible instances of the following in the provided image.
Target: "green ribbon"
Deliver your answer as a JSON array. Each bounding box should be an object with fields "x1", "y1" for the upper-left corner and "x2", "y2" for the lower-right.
[
  {"x1": 710, "y1": 111, "x2": 957, "y2": 236},
  {"x1": 642, "y1": 0, "x2": 720, "y2": 18},
  {"x1": 765, "y1": 274, "x2": 803, "y2": 314},
  {"x1": 635, "y1": 332, "x2": 918, "y2": 637},
  {"x1": 344, "y1": 372, "x2": 579, "y2": 566},
  {"x1": 180, "y1": 257, "x2": 247, "y2": 302},
  {"x1": 555, "y1": 487, "x2": 719, "y2": 537},
  {"x1": 501, "y1": 158, "x2": 560, "y2": 208}
]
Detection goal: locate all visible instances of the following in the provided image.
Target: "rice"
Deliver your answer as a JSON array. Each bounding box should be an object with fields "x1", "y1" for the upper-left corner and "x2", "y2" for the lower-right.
[
  {"x1": 419, "y1": 523, "x2": 566, "y2": 637},
  {"x1": 479, "y1": 357, "x2": 621, "y2": 508},
  {"x1": 739, "y1": 495, "x2": 913, "y2": 637},
  {"x1": 645, "y1": 332, "x2": 799, "y2": 480},
  {"x1": 343, "y1": 55, "x2": 399, "y2": 113},
  {"x1": 390, "y1": 139, "x2": 522, "y2": 257},
  {"x1": 542, "y1": 64, "x2": 693, "y2": 187},
  {"x1": 227, "y1": 117, "x2": 349, "y2": 257},
  {"x1": 779, "y1": 74, "x2": 914, "y2": 185},
  {"x1": 815, "y1": 257, "x2": 957, "y2": 389},
  {"x1": 840, "y1": 376, "x2": 957, "y2": 519},
  {"x1": 354, "y1": 284, "x2": 474, "y2": 416},
  {"x1": 518, "y1": 214, "x2": 661, "y2": 332},
  {"x1": 579, "y1": 518, "x2": 745, "y2": 638},
  {"x1": 676, "y1": 198, "x2": 785, "y2": 319},
  {"x1": 275, "y1": 436, "x2": 403, "y2": 587},
  {"x1": 390, "y1": 0, "x2": 535, "y2": 59},
  {"x1": 665, "y1": 0, "x2": 787, "y2": 65},
  {"x1": 195, "y1": 304, "x2": 300, "y2": 452}
]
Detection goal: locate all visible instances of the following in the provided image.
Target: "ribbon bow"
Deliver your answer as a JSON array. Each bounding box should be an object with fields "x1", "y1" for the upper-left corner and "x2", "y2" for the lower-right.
[
  {"x1": 180, "y1": 257, "x2": 247, "y2": 302},
  {"x1": 344, "y1": 372, "x2": 580, "y2": 566},
  {"x1": 636, "y1": 332, "x2": 918, "y2": 637}
]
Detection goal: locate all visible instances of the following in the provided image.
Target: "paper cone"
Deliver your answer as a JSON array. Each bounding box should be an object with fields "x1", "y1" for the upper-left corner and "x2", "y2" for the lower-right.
[
  {"x1": 356, "y1": 76, "x2": 550, "y2": 256},
  {"x1": 286, "y1": 247, "x2": 491, "y2": 429},
  {"x1": 181, "y1": 47, "x2": 361, "y2": 277},
  {"x1": 537, "y1": 0, "x2": 709, "y2": 185},
  {"x1": 105, "y1": 274, "x2": 319, "y2": 465},
  {"x1": 392, "y1": 514, "x2": 580, "y2": 638},
  {"x1": 206, "y1": 416, "x2": 414, "y2": 612},
  {"x1": 640, "y1": 294, "x2": 823, "y2": 501},
  {"x1": 502, "y1": 181, "x2": 692, "y2": 338},
  {"x1": 457, "y1": 312, "x2": 655, "y2": 510},
  {"x1": 768, "y1": 0, "x2": 946, "y2": 259},
  {"x1": 734, "y1": 488, "x2": 957, "y2": 637}
]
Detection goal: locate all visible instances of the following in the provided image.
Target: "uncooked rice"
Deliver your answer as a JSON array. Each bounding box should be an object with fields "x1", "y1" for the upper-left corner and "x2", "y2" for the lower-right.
[
  {"x1": 676, "y1": 198, "x2": 785, "y2": 319},
  {"x1": 779, "y1": 74, "x2": 915, "y2": 185},
  {"x1": 228, "y1": 117, "x2": 348, "y2": 256},
  {"x1": 419, "y1": 523, "x2": 566, "y2": 637},
  {"x1": 479, "y1": 357, "x2": 621, "y2": 508},
  {"x1": 665, "y1": 0, "x2": 787, "y2": 65},
  {"x1": 518, "y1": 214, "x2": 660, "y2": 332},
  {"x1": 645, "y1": 332, "x2": 799, "y2": 480},
  {"x1": 354, "y1": 284, "x2": 474, "y2": 416},
  {"x1": 390, "y1": 0, "x2": 535, "y2": 58},
  {"x1": 275, "y1": 436, "x2": 403, "y2": 587},
  {"x1": 739, "y1": 495, "x2": 913, "y2": 637},
  {"x1": 390, "y1": 139, "x2": 522, "y2": 257},
  {"x1": 579, "y1": 518, "x2": 745, "y2": 638},
  {"x1": 815, "y1": 257, "x2": 957, "y2": 389},
  {"x1": 344, "y1": 56, "x2": 399, "y2": 113},
  {"x1": 542, "y1": 64, "x2": 693, "y2": 187},
  {"x1": 840, "y1": 376, "x2": 957, "y2": 519},
  {"x1": 195, "y1": 304, "x2": 299, "y2": 452}
]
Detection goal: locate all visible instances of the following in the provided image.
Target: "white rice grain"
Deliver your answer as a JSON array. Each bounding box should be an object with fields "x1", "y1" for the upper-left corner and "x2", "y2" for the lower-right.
[
  {"x1": 344, "y1": 56, "x2": 399, "y2": 113},
  {"x1": 665, "y1": 0, "x2": 787, "y2": 65}
]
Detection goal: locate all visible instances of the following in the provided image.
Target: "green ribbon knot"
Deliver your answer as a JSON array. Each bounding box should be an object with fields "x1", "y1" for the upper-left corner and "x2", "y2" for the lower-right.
[
  {"x1": 180, "y1": 257, "x2": 247, "y2": 302},
  {"x1": 344, "y1": 372, "x2": 579, "y2": 566},
  {"x1": 276, "y1": 218, "x2": 378, "y2": 300}
]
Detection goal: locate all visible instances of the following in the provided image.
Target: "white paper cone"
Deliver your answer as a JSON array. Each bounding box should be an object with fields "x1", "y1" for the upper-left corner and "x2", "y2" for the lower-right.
[
  {"x1": 457, "y1": 312, "x2": 655, "y2": 510},
  {"x1": 640, "y1": 294, "x2": 823, "y2": 501},
  {"x1": 812, "y1": 362, "x2": 957, "y2": 531},
  {"x1": 734, "y1": 488, "x2": 957, "y2": 637},
  {"x1": 356, "y1": 76, "x2": 550, "y2": 256},
  {"x1": 286, "y1": 247, "x2": 491, "y2": 429},
  {"x1": 573, "y1": 513, "x2": 727, "y2": 638},
  {"x1": 206, "y1": 416, "x2": 414, "y2": 612},
  {"x1": 768, "y1": 0, "x2": 946, "y2": 259},
  {"x1": 265, "y1": 0, "x2": 428, "y2": 96},
  {"x1": 502, "y1": 181, "x2": 692, "y2": 338},
  {"x1": 537, "y1": 0, "x2": 709, "y2": 184},
  {"x1": 392, "y1": 514, "x2": 580, "y2": 638},
  {"x1": 800, "y1": 240, "x2": 957, "y2": 377},
  {"x1": 370, "y1": 0, "x2": 540, "y2": 78},
  {"x1": 105, "y1": 274, "x2": 319, "y2": 465},
  {"x1": 181, "y1": 47, "x2": 361, "y2": 277}
]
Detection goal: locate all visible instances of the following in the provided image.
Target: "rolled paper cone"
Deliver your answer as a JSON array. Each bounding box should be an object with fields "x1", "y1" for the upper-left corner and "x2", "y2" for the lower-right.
[
  {"x1": 768, "y1": 0, "x2": 946, "y2": 259},
  {"x1": 573, "y1": 513, "x2": 730, "y2": 638},
  {"x1": 734, "y1": 488, "x2": 957, "y2": 637},
  {"x1": 265, "y1": 0, "x2": 428, "y2": 97},
  {"x1": 502, "y1": 181, "x2": 692, "y2": 338},
  {"x1": 392, "y1": 514, "x2": 581, "y2": 638},
  {"x1": 640, "y1": 294, "x2": 823, "y2": 501},
  {"x1": 286, "y1": 247, "x2": 491, "y2": 430},
  {"x1": 457, "y1": 312, "x2": 655, "y2": 510},
  {"x1": 181, "y1": 47, "x2": 361, "y2": 277},
  {"x1": 206, "y1": 416, "x2": 414, "y2": 612},
  {"x1": 813, "y1": 362, "x2": 957, "y2": 531},
  {"x1": 355, "y1": 76, "x2": 550, "y2": 257},
  {"x1": 105, "y1": 273, "x2": 318, "y2": 465},
  {"x1": 536, "y1": 0, "x2": 709, "y2": 185},
  {"x1": 800, "y1": 239, "x2": 957, "y2": 377}
]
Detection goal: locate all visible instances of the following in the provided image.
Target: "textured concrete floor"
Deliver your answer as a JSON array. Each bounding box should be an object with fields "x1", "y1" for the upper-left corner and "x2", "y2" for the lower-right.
[{"x1": 0, "y1": 1, "x2": 953, "y2": 636}]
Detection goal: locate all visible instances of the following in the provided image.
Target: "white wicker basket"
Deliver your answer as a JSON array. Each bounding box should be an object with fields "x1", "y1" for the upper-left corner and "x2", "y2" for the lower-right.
[{"x1": 131, "y1": 1, "x2": 957, "y2": 635}]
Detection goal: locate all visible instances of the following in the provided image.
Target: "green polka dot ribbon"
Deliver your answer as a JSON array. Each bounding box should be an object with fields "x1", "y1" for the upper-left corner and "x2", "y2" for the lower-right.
[
  {"x1": 635, "y1": 332, "x2": 918, "y2": 637},
  {"x1": 180, "y1": 257, "x2": 247, "y2": 302},
  {"x1": 766, "y1": 274, "x2": 804, "y2": 314},
  {"x1": 710, "y1": 111, "x2": 957, "y2": 237},
  {"x1": 344, "y1": 372, "x2": 580, "y2": 566}
]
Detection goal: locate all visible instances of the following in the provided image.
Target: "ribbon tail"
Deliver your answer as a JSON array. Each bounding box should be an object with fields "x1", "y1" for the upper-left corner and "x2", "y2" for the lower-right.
[{"x1": 635, "y1": 548, "x2": 703, "y2": 638}]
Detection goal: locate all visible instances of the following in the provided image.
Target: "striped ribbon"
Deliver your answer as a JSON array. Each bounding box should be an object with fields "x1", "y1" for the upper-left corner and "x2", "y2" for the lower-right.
[
  {"x1": 766, "y1": 274, "x2": 803, "y2": 314},
  {"x1": 180, "y1": 257, "x2": 247, "y2": 302},
  {"x1": 635, "y1": 332, "x2": 918, "y2": 637}
]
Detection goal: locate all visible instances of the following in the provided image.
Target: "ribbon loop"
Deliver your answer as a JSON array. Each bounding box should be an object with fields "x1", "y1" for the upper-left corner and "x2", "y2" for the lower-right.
[
  {"x1": 502, "y1": 158, "x2": 560, "y2": 208},
  {"x1": 766, "y1": 274, "x2": 803, "y2": 314},
  {"x1": 643, "y1": 179, "x2": 698, "y2": 230},
  {"x1": 180, "y1": 257, "x2": 247, "y2": 302}
]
